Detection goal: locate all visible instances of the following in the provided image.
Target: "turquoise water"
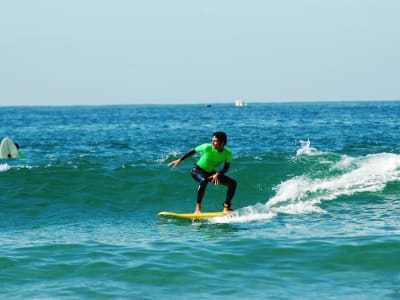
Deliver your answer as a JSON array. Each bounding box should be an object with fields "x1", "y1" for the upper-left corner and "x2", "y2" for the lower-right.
[{"x1": 1, "y1": 102, "x2": 400, "y2": 299}]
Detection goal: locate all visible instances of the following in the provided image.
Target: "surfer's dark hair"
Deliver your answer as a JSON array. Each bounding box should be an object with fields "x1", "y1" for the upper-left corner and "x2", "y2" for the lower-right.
[{"x1": 213, "y1": 131, "x2": 227, "y2": 145}]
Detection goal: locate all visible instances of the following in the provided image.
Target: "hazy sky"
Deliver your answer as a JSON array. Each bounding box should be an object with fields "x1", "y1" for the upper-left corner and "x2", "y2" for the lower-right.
[{"x1": 1, "y1": 0, "x2": 399, "y2": 106}]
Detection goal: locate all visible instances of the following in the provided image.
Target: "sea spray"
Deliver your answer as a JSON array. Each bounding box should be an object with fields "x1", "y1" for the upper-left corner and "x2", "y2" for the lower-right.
[{"x1": 211, "y1": 143, "x2": 400, "y2": 224}]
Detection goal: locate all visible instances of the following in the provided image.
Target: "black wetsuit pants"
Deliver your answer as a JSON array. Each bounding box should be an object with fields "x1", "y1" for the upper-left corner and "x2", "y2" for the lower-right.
[{"x1": 191, "y1": 164, "x2": 237, "y2": 207}]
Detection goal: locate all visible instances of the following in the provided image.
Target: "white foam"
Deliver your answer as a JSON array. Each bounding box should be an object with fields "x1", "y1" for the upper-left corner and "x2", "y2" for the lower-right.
[
  {"x1": 267, "y1": 152, "x2": 400, "y2": 211},
  {"x1": 208, "y1": 203, "x2": 277, "y2": 224},
  {"x1": 296, "y1": 139, "x2": 320, "y2": 156},
  {"x1": 0, "y1": 163, "x2": 11, "y2": 172},
  {"x1": 211, "y1": 152, "x2": 400, "y2": 224},
  {"x1": 331, "y1": 155, "x2": 354, "y2": 170}
]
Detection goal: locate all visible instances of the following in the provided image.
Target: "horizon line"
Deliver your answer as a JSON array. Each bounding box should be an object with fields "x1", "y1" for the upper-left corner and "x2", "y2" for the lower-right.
[{"x1": 0, "y1": 98, "x2": 399, "y2": 107}]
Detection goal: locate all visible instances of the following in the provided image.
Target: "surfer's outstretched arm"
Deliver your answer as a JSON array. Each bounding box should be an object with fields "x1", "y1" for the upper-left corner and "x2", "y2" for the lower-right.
[{"x1": 168, "y1": 149, "x2": 196, "y2": 168}]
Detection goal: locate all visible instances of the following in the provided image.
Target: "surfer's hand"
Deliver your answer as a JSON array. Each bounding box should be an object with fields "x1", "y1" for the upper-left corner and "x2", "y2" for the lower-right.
[
  {"x1": 209, "y1": 173, "x2": 220, "y2": 184},
  {"x1": 168, "y1": 159, "x2": 181, "y2": 168}
]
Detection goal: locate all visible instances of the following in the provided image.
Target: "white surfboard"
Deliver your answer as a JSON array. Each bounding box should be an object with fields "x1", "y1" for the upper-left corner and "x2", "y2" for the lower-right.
[{"x1": 0, "y1": 137, "x2": 19, "y2": 158}]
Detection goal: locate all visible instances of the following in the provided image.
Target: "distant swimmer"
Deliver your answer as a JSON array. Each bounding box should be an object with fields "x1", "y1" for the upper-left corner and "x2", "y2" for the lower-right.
[
  {"x1": 0, "y1": 137, "x2": 24, "y2": 159},
  {"x1": 168, "y1": 131, "x2": 237, "y2": 214}
]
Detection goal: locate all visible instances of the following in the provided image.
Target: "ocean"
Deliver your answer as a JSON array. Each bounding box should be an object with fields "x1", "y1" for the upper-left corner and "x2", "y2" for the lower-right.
[{"x1": 1, "y1": 102, "x2": 399, "y2": 299}]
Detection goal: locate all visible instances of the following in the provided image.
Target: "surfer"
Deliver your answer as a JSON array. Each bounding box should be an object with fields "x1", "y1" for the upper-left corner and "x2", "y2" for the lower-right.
[{"x1": 168, "y1": 131, "x2": 237, "y2": 214}]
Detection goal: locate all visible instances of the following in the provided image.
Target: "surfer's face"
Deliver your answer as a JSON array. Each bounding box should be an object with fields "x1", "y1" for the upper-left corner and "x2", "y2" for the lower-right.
[{"x1": 212, "y1": 136, "x2": 224, "y2": 152}]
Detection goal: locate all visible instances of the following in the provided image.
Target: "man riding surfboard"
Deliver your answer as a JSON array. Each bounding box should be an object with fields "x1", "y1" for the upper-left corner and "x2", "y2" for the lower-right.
[{"x1": 168, "y1": 131, "x2": 237, "y2": 214}]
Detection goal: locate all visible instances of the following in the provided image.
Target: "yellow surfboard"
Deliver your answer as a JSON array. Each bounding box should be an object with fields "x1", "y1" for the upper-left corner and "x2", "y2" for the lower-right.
[{"x1": 158, "y1": 211, "x2": 226, "y2": 220}]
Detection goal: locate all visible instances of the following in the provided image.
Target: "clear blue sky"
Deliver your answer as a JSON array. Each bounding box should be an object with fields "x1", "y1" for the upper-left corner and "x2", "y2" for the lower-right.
[{"x1": 1, "y1": 0, "x2": 399, "y2": 106}]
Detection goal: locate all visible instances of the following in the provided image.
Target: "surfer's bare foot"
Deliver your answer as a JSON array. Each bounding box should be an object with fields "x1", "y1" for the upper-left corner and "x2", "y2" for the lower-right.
[
  {"x1": 223, "y1": 202, "x2": 232, "y2": 214},
  {"x1": 194, "y1": 204, "x2": 201, "y2": 213}
]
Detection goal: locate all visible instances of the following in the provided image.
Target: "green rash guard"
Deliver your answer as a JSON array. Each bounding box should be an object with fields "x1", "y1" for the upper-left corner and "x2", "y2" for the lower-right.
[{"x1": 195, "y1": 143, "x2": 232, "y2": 172}]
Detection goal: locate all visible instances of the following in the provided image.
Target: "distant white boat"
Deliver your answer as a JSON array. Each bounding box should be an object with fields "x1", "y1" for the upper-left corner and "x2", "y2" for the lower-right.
[{"x1": 235, "y1": 99, "x2": 246, "y2": 107}]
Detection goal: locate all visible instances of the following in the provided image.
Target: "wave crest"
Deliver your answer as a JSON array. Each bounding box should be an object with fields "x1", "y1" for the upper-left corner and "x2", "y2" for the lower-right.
[{"x1": 212, "y1": 152, "x2": 400, "y2": 224}]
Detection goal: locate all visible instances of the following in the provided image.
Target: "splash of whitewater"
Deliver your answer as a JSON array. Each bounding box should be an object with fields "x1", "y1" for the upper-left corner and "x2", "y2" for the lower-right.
[{"x1": 210, "y1": 140, "x2": 400, "y2": 224}]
